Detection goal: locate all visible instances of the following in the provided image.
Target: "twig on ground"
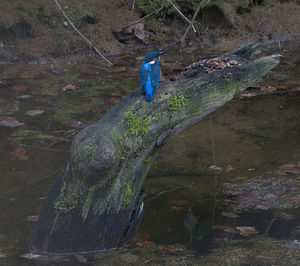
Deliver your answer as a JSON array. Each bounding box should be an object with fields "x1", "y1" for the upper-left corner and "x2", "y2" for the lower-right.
[
  {"x1": 165, "y1": 0, "x2": 196, "y2": 32},
  {"x1": 53, "y1": 0, "x2": 113, "y2": 66}
]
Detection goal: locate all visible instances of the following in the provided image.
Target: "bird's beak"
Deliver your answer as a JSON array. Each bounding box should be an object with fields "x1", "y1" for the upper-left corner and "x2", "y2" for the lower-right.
[{"x1": 158, "y1": 50, "x2": 168, "y2": 56}]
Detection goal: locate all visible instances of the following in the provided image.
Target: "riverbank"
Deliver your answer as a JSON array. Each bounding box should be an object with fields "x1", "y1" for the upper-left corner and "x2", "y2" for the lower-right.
[{"x1": 0, "y1": 0, "x2": 300, "y2": 62}]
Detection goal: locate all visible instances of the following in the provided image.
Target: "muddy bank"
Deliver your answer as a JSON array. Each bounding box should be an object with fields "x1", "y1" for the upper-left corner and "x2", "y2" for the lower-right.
[{"x1": 0, "y1": 0, "x2": 300, "y2": 60}]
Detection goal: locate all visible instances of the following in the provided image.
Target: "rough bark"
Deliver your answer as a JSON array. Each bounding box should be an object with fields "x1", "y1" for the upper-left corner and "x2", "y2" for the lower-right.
[{"x1": 29, "y1": 44, "x2": 280, "y2": 254}]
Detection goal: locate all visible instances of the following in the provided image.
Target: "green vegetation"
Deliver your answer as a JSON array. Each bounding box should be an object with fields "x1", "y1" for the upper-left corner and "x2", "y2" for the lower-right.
[
  {"x1": 200, "y1": 0, "x2": 222, "y2": 8},
  {"x1": 137, "y1": 0, "x2": 223, "y2": 17},
  {"x1": 84, "y1": 141, "x2": 97, "y2": 161},
  {"x1": 65, "y1": 9, "x2": 97, "y2": 25},
  {"x1": 137, "y1": 0, "x2": 170, "y2": 14},
  {"x1": 168, "y1": 93, "x2": 188, "y2": 113},
  {"x1": 53, "y1": 179, "x2": 85, "y2": 213},
  {"x1": 223, "y1": 72, "x2": 232, "y2": 81},
  {"x1": 241, "y1": 0, "x2": 250, "y2": 9},
  {"x1": 123, "y1": 184, "x2": 134, "y2": 205},
  {"x1": 5, "y1": 18, "x2": 15, "y2": 29},
  {"x1": 125, "y1": 110, "x2": 152, "y2": 137},
  {"x1": 144, "y1": 155, "x2": 152, "y2": 163},
  {"x1": 81, "y1": 186, "x2": 96, "y2": 221},
  {"x1": 60, "y1": 35, "x2": 69, "y2": 55},
  {"x1": 115, "y1": 132, "x2": 129, "y2": 160}
]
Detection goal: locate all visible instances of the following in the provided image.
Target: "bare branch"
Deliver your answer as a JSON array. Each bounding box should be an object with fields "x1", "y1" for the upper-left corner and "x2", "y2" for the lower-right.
[
  {"x1": 53, "y1": 0, "x2": 113, "y2": 66},
  {"x1": 165, "y1": 0, "x2": 196, "y2": 32},
  {"x1": 124, "y1": 6, "x2": 164, "y2": 29},
  {"x1": 131, "y1": 0, "x2": 136, "y2": 16},
  {"x1": 181, "y1": 0, "x2": 202, "y2": 47}
]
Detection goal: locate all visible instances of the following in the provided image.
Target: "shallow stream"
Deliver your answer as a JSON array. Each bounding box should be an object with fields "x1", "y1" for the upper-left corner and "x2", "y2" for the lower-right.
[{"x1": 0, "y1": 42, "x2": 299, "y2": 265}]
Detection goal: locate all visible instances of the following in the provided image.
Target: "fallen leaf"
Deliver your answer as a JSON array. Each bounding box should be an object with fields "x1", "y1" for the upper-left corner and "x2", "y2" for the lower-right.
[
  {"x1": 136, "y1": 240, "x2": 156, "y2": 248},
  {"x1": 212, "y1": 225, "x2": 239, "y2": 233},
  {"x1": 12, "y1": 85, "x2": 28, "y2": 92},
  {"x1": 165, "y1": 244, "x2": 186, "y2": 254},
  {"x1": 229, "y1": 60, "x2": 238, "y2": 66},
  {"x1": 133, "y1": 232, "x2": 151, "y2": 242},
  {"x1": 238, "y1": 90, "x2": 260, "y2": 97},
  {"x1": 0, "y1": 117, "x2": 24, "y2": 128},
  {"x1": 26, "y1": 110, "x2": 45, "y2": 116},
  {"x1": 261, "y1": 86, "x2": 277, "y2": 93},
  {"x1": 279, "y1": 164, "x2": 300, "y2": 174},
  {"x1": 10, "y1": 147, "x2": 29, "y2": 160},
  {"x1": 208, "y1": 164, "x2": 234, "y2": 173},
  {"x1": 209, "y1": 57, "x2": 222, "y2": 63},
  {"x1": 62, "y1": 84, "x2": 76, "y2": 91},
  {"x1": 106, "y1": 97, "x2": 121, "y2": 105},
  {"x1": 126, "y1": 23, "x2": 150, "y2": 42},
  {"x1": 236, "y1": 226, "x2": 258, "y2": 237},
  {"x1": 217, "y1": 62, "x2": 226, "y2": 69}
]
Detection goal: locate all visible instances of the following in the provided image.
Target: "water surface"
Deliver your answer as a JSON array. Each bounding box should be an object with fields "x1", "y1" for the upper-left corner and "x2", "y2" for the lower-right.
[{"x1": 0, "y1": 42, "x2": 299, "y2": 264}]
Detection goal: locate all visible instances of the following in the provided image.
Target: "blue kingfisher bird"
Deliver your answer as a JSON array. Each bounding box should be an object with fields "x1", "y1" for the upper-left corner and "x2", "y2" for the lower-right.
[{"x1": 139, "y1": 50, "x2": 167, "y2": 101}]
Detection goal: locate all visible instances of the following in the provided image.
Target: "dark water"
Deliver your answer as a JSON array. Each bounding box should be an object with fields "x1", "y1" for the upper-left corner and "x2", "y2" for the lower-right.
[{"x1": 0, "y1": 42, "x2": 299, "y2": 264}]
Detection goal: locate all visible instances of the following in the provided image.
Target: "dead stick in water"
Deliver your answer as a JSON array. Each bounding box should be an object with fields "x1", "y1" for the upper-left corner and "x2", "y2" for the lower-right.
[
  {"x1": 53, "y1": 0, "x2": 113, "y2": 66},
  {"x1": 264, "y1": 217, "x2": 276, "y2": 235}
]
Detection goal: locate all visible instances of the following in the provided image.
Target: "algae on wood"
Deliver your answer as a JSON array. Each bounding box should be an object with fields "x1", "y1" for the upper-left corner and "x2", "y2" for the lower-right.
[{"x1": 29, "y1": 44, "x2": 280, "y2": 254}]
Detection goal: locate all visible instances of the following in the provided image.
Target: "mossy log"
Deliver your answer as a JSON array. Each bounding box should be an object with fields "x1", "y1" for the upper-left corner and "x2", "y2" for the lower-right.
[{"x1": 30, "y1": 44, "x2": 280, "y2": 254}]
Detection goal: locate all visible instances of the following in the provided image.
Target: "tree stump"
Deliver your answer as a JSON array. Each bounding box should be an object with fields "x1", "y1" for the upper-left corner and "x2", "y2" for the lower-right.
[{"x1": 29, "y1": 44, "x2": 280, "y2": 254}]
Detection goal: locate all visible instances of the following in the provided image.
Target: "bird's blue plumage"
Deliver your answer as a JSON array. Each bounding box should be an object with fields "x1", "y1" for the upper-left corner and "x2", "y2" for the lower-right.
[{"x1": 139, "y1": 51, "x2": 162, "y2": 101}]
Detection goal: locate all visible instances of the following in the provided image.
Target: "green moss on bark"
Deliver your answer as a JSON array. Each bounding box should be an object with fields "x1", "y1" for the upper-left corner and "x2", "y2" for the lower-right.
[
  {"x1": 168, "y1": 93, "x2": 188, "y2": 113},
  {"x1": 84, "y1": 141, "x2": 97, "y2": 161},
  {"x1": 81, "y1": 186, "x2": 96, "y2": 221},
  {"x1": 123, "y1": 184, "x2": 134, "y2": 205},
  {"x1": 53, "y1": 178, "x2": 85, "y2": 213},
  {"x1": 125, "y1": 110, "x2": 152, "y2": 137}
]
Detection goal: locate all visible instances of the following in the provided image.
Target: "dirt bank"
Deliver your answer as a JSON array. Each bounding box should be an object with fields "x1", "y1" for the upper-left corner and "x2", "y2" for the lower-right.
[{"x1": 0, "y1": 0, "x2": 299, "y2": 60}]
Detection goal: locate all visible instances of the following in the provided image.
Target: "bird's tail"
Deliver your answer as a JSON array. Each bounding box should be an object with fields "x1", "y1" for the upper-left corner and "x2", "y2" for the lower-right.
[{"x1": 145, "y1": 74, "x2": 154, "y2": 101}]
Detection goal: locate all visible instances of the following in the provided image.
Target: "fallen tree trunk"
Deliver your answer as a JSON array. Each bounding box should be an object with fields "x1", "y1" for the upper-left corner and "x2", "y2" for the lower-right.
[{"x1": 30, "y1": 44, "x2": 280, "y2": 254}]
